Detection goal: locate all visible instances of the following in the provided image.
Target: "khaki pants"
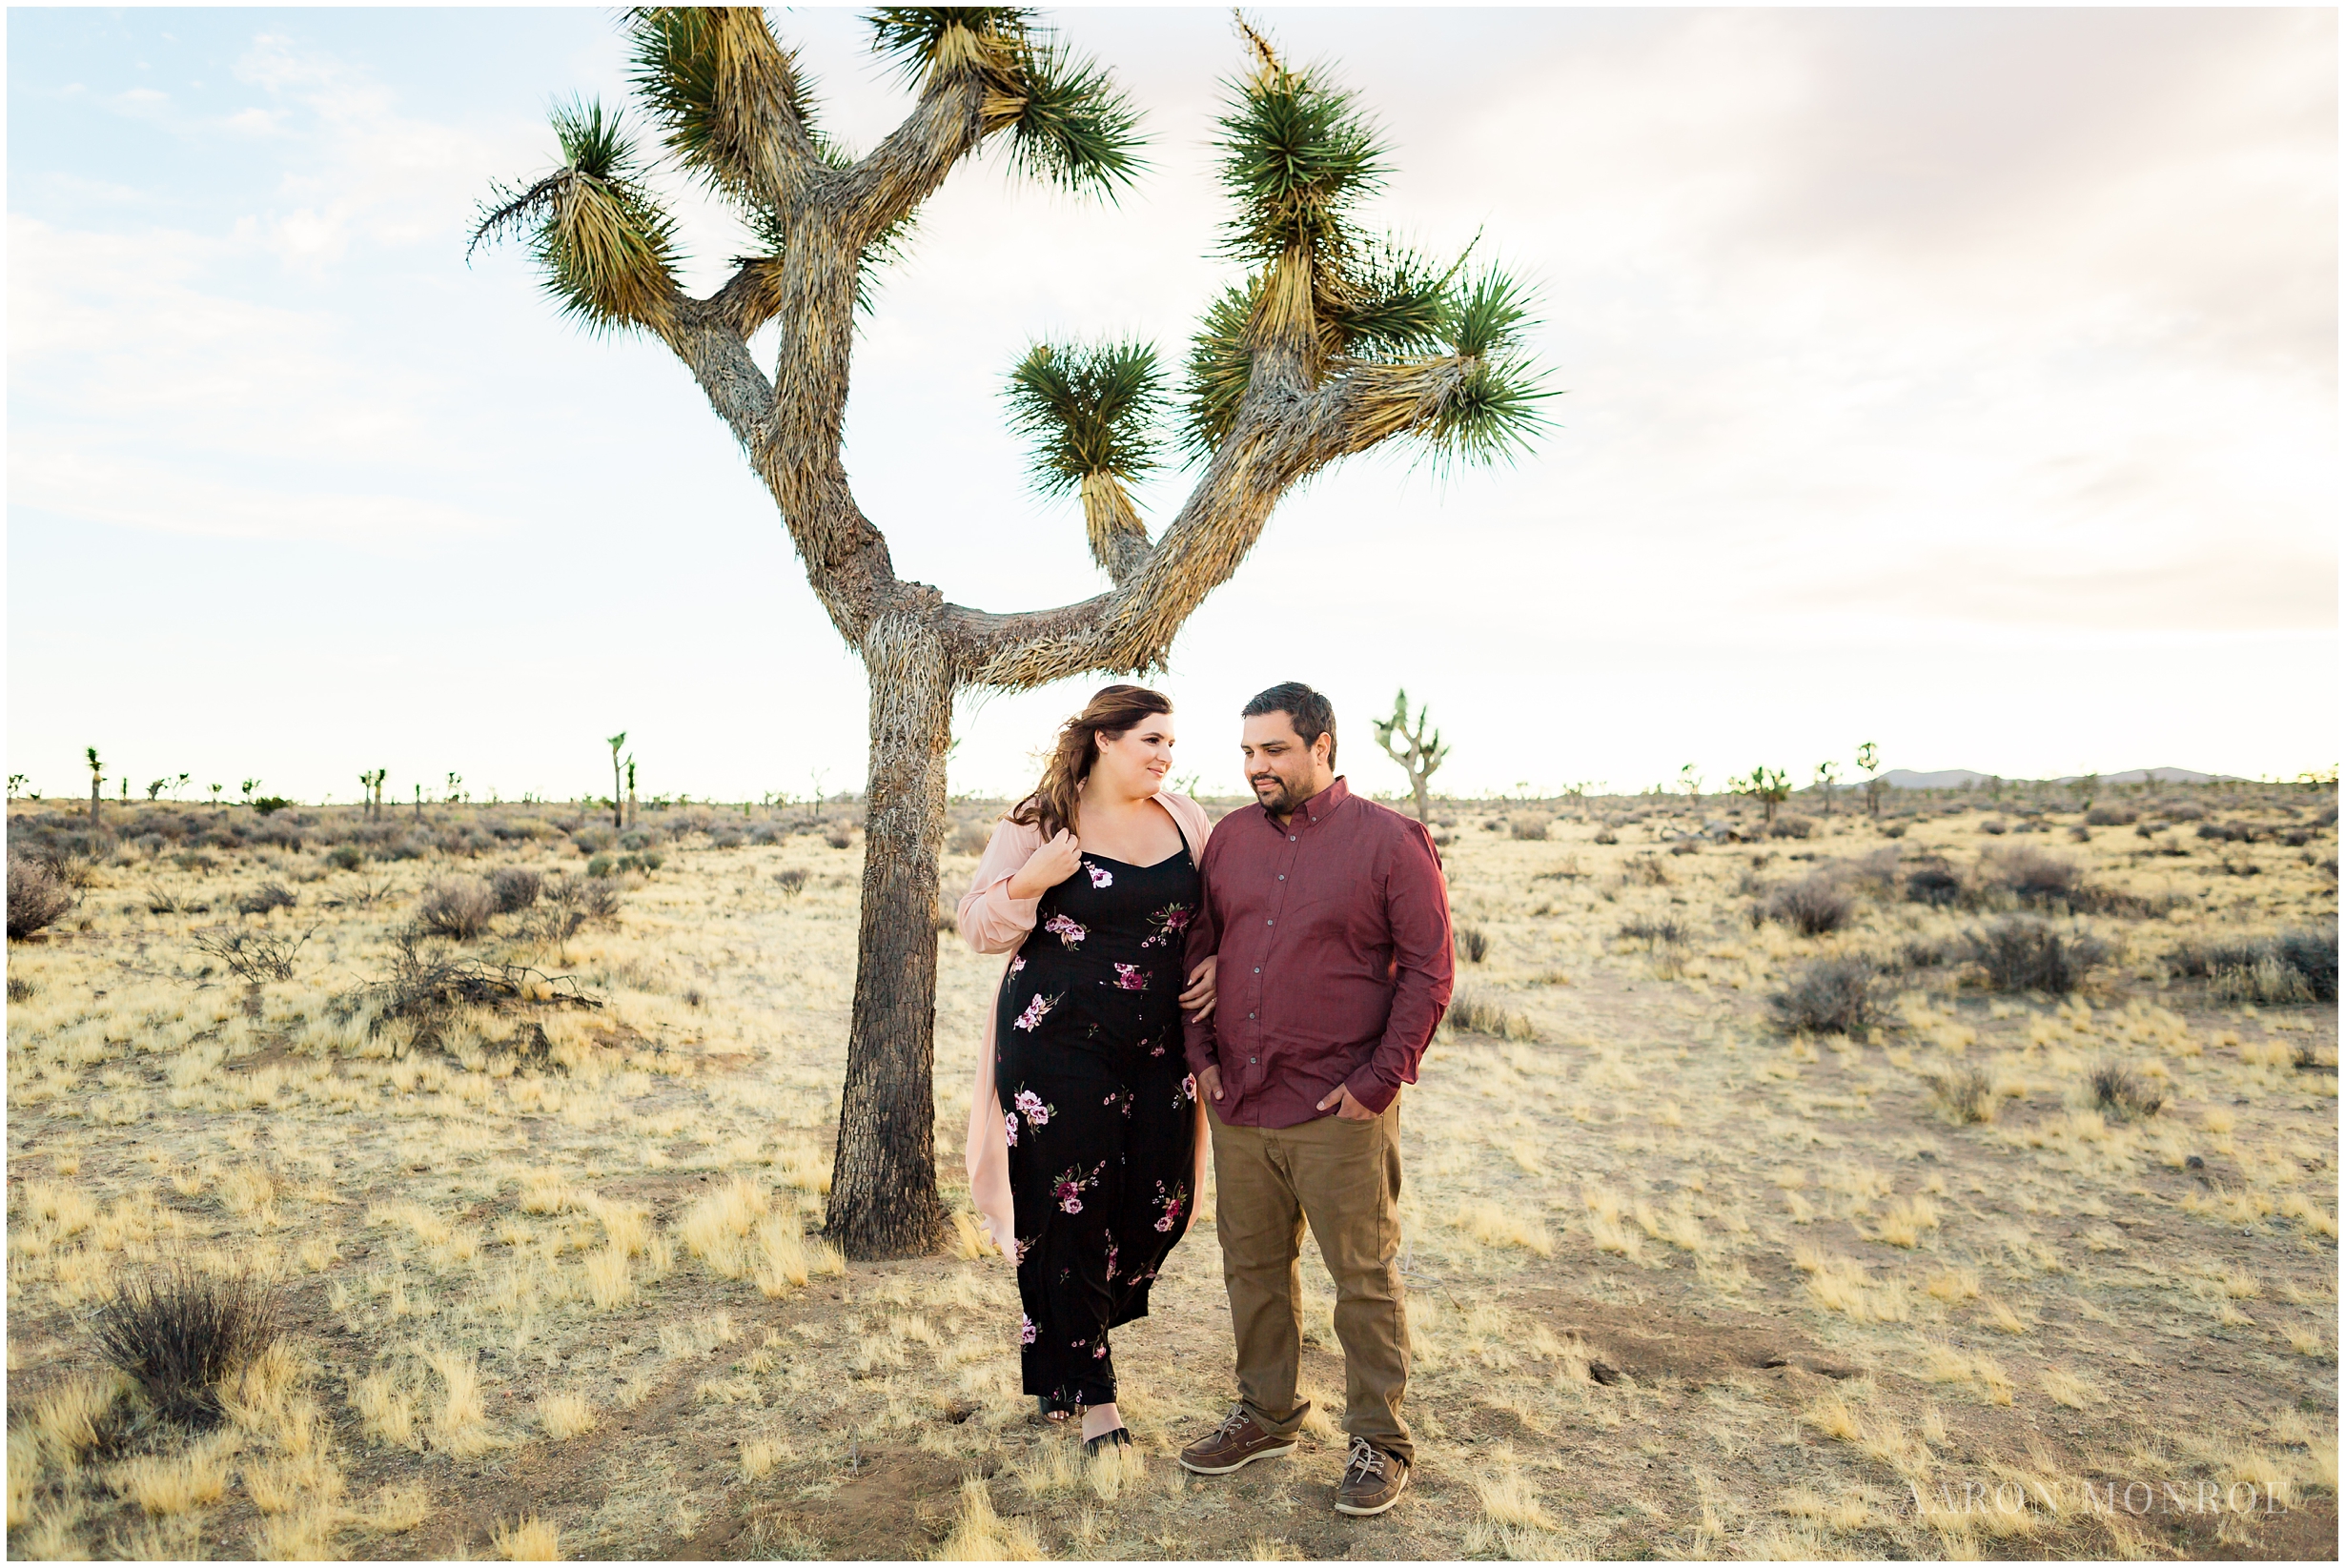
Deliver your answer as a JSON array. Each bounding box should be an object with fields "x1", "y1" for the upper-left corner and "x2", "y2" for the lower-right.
[{"x1": 1208, "y1": 1099, "x2": 1412, "y2": 1466}]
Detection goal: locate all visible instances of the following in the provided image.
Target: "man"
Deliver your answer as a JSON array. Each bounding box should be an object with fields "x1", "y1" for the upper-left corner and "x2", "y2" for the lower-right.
[{"x1": 1176, "y1": 682, "x2": 1454, "y2": 1517}]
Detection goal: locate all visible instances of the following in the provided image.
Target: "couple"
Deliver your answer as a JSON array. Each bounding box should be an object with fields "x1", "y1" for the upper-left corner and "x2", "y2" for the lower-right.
[{"x1": 957, "y1": 681, "x2": 1455, "y2": 1517}]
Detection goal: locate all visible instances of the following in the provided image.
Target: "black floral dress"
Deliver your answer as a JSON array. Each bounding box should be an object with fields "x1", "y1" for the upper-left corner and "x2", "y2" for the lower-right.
[{"x1": 995, "y1": 845, "x2": 1201, "y2": 1412}]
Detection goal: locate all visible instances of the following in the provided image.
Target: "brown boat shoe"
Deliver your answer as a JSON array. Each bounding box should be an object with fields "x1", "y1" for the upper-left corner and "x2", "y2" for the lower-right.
[
  {"x1": 1334, "y1": 1437, "x2": 1410, "y2": 1517},
  {"x1": 1177, "y1": 1406, "x2": 1300, "y2": 1476}
]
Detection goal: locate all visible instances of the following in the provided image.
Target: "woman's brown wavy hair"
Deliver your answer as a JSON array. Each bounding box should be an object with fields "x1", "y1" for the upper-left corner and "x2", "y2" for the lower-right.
[{"x1": 1008, "y1": 684, "x2": 1173, "y2": 840}]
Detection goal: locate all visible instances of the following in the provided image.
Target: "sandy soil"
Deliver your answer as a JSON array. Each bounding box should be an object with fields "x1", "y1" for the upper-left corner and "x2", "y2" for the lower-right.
[{"x1": 5, "y1": 787, "x2": 2336, "y2": 1559}]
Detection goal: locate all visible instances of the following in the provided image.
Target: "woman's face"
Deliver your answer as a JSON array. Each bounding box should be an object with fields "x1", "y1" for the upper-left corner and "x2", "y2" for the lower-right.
[{"x1": 1092, "y1": 711, "x2": 1175, "y2": 799}]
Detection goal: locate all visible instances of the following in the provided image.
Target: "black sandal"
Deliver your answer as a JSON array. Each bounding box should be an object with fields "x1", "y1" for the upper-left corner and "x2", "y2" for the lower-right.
[
  {"x1": 1084, "y1": 1426, "x2": 1132, "y2": 1456},
  {"x1": 1038, "y1": 1395, "x2": 1076, "y2": 1424}
]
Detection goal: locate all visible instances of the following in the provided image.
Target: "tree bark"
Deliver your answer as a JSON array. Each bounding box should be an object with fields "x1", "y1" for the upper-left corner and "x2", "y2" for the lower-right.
[
  {"x1": 825, "y1": 610, "x2": 953, "y2": 1259},
  {"x1": 1412, "y1": 774, "x2": 1431, "y2": 824}
]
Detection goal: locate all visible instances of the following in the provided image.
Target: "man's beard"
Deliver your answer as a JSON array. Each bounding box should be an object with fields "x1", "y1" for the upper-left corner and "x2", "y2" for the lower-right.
[{"x1": 1252, "y1": 773, "x2": 1304, "y2": 813}]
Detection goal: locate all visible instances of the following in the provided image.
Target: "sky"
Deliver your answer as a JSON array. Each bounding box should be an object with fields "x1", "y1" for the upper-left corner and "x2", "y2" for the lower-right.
[{"x1": 9, "y1": 7, "x2": 2336, "y2": 806}]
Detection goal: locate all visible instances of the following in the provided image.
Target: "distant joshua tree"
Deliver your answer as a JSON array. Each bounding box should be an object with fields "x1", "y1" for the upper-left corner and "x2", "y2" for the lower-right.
[
  {"x1": 1856, "y1": 742, "x2": 1885, "y2": 818},
  {"x1": 1677, "y1": 764, "x2": 1701, "y2": 804},
  {"x1": 625, "y1": 758, "x2": 639, "y2": 828},
  {"x1": 606, "y1": 733, "x2": 627, "y2": 832},
  {"x1": 1814, "y1": 760, "x2": 1840, "y2": 816},
  {"x1": 1733, "y1": 766, "x2": 1791, "y2": 825},
  {"x1": 473, "y1": 10, "x2": 1547, "y2": 1258},
  {"x1": 1373, "y1": 689, "x2": 1451, "y2": 823},
  {"x1": 87, "y1": 747, "x2": 103, "y2": 823},
  {"x1": 360, "y1": 769, "x2": 387, "y2": 821}
]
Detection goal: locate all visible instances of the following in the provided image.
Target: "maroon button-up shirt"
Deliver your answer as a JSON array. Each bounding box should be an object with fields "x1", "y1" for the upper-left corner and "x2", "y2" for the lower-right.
[{"x1": 1184, "y1": 777, "x2": 1454, "y2": 1127}]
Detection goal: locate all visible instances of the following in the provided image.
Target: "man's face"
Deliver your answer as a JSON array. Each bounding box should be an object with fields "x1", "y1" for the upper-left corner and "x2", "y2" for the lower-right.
[{"x1": 1240, "y1": 712, "x2": 1330, "y2": 815}]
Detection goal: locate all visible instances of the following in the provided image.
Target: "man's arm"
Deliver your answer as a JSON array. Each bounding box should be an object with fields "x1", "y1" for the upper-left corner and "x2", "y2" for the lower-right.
[
  {"x1": 1181, "y1": 827, "x2": 1223, "y2": 1081},
  {"x1": 1340, "y1": 819, "x2": 1454, "y2": 1113}
]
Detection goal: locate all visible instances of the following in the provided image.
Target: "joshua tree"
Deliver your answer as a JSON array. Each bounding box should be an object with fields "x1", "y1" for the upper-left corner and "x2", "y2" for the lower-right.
[
  {"x1": 208, "y1": 783, "x2": 224, "y2": 809},
  {"x1": 8, "y1": 774, "x2": 27, "y2": 801},
  {"x1": 474, "y1": 9, "x2": 1546, "y2": 1257},
  {"x1": 87, "y1": 746, "x2": 103, "y2": 823},
  {"x1": 1732, "y1": 766, "x2": 1791, "y2": 826},
  {"x1": 1856, "y1": 741, "x2": 1885, "y2": 818},
  {"x1": 1814, "y1": 760, "x2": 1839, "y2": 816},
  {"x1": 606, "y1": 733, "x2": 627, "y2": 832},
  {"x1": 359, "y1": 769, "x2": 387, "y2": 821},
  {"x1": 1677, "y1": 764, "x2": 1701, "y2": 804},
  {"x1": 625, "y1": 758, "x2": 639, "y2": 828},
  {"x1": 1371, "y1": 689, "x2": 1450, "y2": 824}
]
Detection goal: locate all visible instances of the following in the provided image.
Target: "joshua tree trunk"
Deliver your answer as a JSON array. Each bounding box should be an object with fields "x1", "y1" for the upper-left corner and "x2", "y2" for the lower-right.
[{"x1": 828, "y1": 615, "x2": 953, "y2": 1255}]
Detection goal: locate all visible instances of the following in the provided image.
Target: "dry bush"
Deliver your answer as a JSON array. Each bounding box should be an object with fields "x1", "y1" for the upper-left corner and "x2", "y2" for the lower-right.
[
  {"x1": 1448, "y1": 985, "x2": 1533, "y2": 1041},
  {"x1": 1903, "y1": 858, "x2": 1962, "y2": 907},
  {"x1": 1968, "y1": 918, "x2": 2107, "y2": 994},
  {"x1": 1760, "y1": 875, "x2": 1852, "y2": 936},
  {"x1": 1454, "y1": 925, "x2": 1490, "y2": 964},
  {"x1": 417, "y1": 878, "x2": 498, "y2": 941},
  {"x1": 2084, "y1": 804, "x2": 2136, "y2": 826},
  {"x1": 489, "y1": 866, "x2": 542, "y2": 913},
  {"x1": 1978, "y1": 845, "x2": 2082, "y2": 906},
  {"x1": 1618, "y1": 916, "x2": 1687, "y2": 948},
  {"x1": 2170, "y1": 925, "x2": 2335, "y2": 1004},
  {"x1": 824, "y1": 823, "x2": 854, "y2": 850},
  {"x1": 1592, "y1": 826, "x2": 1619, "y2": 845},
  {"x1": 2088, "y1": 1061, "x2": 2163, "y2": 1121},
  {"x1": 234, "y1": 882, "x2": 298, "y2": 917},
  {"x1": 1768, "y1": 815, "x2": 1815, "y2": 840},
  {"x1": 1508, "y1": 813, "x2": 1551, "y2": 842},
  {"x1": 1621, "y1": 853, "x2": 1671, "y2": 886},
  {"x1": 92, "y1": 1265, "x2": 282, "y2": 1426},
  {"x1": 189, "y1": 924, "x2": 316, "y2": 984},
  {"x1": 1927, "y1": 1066, "x2": 1994, "y2": 1124},
  {"x1": 773, "y1": 868, "x2": 810, "y2": 900},
  {"x1": 8, "y1": 854, "x2": 77, "y2": 940},
  {"x1": 1768, "y1": 959, "x2": 1882, "y2": 1037}
]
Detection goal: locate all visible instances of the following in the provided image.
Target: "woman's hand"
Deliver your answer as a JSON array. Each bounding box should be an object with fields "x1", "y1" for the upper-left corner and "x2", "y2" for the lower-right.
[
  {"x1": 1179, "y1": 954, "x2": 1218, "y2": 1019},
  {"x1": 1006, "y1": 829, "x2": 1082, "y2": 901}
]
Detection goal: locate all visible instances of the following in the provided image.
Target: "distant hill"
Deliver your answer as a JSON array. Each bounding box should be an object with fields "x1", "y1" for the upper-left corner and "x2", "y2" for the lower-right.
[{"x1": 1871, "y1": 766, "x2": 2241, "y2": 790}]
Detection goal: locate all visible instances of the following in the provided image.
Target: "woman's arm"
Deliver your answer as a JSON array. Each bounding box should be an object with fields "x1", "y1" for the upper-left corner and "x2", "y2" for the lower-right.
[{"x1": 956, "y1": 819, "x2": 1048, "y2": 954}]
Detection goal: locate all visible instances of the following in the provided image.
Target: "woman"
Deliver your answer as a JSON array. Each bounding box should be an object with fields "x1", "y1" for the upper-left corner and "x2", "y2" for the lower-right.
[{"x1": 958, "y1": 684, "x2": 1216, "y2": 1455}]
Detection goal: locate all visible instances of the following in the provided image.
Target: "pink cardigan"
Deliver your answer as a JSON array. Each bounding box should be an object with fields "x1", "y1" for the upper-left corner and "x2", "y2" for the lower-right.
[{"x1": 957, "y1": 791, "x2": 1213, "y2": 1253}]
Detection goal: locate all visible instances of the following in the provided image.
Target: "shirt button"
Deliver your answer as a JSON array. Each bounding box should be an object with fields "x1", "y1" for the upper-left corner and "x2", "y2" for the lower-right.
[
  {"x1": 1277, "y1": 874, "x2": 1285, "y2": 881},
  {"x1": 1249, "y1": 1057, "x2": 1256, "y2": 1065},
  {"x1": 1266, "y1": 919, "x2": 1274, "y2": 926},
  {"x1": 1253, "y1": 967, "x2": 1260, "y2": 974},
  {"x1": 1248, "y1": 1012, "x2": 1255, "y2": 1019},
  {"x1": 1289, "y1": 836, "x2": 1296, "y2": 842}
]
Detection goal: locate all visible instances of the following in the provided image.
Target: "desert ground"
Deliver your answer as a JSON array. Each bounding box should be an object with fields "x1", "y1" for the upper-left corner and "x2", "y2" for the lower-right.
[{"x1": 5, "y1": 782, "x2": 2336, "y2": 1560}]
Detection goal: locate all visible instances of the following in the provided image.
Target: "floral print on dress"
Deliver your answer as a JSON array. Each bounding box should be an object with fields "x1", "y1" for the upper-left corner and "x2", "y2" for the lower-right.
[
  {"x1": 1020, "y1": 1314, "x2": 1037, "y2": 1345},
  {"x1": 1176, "y1": 1073, "x2": 1196, "y2": 1109},
  {"x1": 1043, "y1": 912, "x2": 1088, "y2": 948},
  {"x1": 1013, "y1": 1089, "x2": 1055, "y2": 1130},
  {"x1": 1086, "y1": 861, "x2": 1113, "y2": 888},
  {"x1": 1052, "y1": 1164, "x2": 1100, "y2": 1215},
  {"x1": 1004, "y1": 1110, "x2": 1019, "y2": 1148},
  {"x1": 1011, "y1": 991, "x2": 1060, "y2": 1032},
  {"x1": 1152, "y1": 1180, "x2": 1188, "y2": 1234},
  {"x1": 1139, "y1": 903, "x2": 1193, "y2": 949},
  {"x1": 1112, "y1": 962, "x2": 1147, "y2": 992}
]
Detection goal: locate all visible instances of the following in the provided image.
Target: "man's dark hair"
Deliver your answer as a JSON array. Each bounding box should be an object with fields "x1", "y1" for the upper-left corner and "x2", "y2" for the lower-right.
[{"x1": 1241, "y1": 682, "x2": 1337, "y2": 768}]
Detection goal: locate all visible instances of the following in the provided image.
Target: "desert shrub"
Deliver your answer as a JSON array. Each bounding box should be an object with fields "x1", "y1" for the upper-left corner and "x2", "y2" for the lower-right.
[
  {"x1": 1968, "y1": 918, "x2": 2106, "y2": 994},
  {"x1": 1768, "y1": 816, "x2": 1815, "y2": 840},
  {"x1": 1618, "y1": 916, "x2": 1687, "y2": 948},
  {"x1": 1761, "y1": 876, "x2": 1852, "y2": 936},
  {"x1": 1455, "y1": 925, "x2": 1490, "y2": 964},
  {"x1": 1979, "y1": 819, "x2": 2009, "y2": 836},
  {"x1": 1927, "y1": 1066, "x2": 1994, "y2": 1125},
  {"x1": 1904, "y1": 860, "x2": 1961, "y2": 906},
  {"x1": 709, "y1": 828, "x2": 746, "y2": 850},
  {"x1": 8, "y1": 855, "x2": 77, "y2": 940},
  {"x1": 2283, "y1": 828, "x2": 2313, "y2": 847},
  {"x1": 1768, "y1": 958, "x2": 1882, "y2": 1037},
  {"x1": 1667, "y1": 839, "x2": 1700, "y2": 856},
  {"x1": 774, "y1": 868, "x2": 810, "y2": 900},
  {"x1": 2088, "y1": 1061, "x2": 2163, "y2": 1120},
  {"x1": 825, "y1": 824, "x2": 854, "y2": 850},
  {"x1": 8, "y1": 976, "x2": 32, "y2": 1002},
  {"x1": 1622, "y1": 854, "x2": 1671, "y2": 886},
  {"x1": 325, "y1": 844, "x2": 366, "y2": 872},
  {"x1": 1980, "y1": 846, "x2": 2082, "y2": 906},
  {"x1": 417, "y1": 879, "x2": 498, "y2": 942},
  {"x1": 585, "y1": 854, "x2": 616, "y2": 879},
  {"x1": 2169, "y1": 926, "x2": 2336, "y2": 1003},
  {"x1": 2084, "y1": 805, "x2": 2136, "y2": 826},
  {"x1": 2160, "y1": 801, "x2": 2207, "y2": 823},
  {"x1": 748, "y1": 822, "x2": 791, "y2": 847},
  {"x1": 92, "y1": 1265, "x2": 281, "y2": 1426},
  {"x1": 190, "y1": 924, "x2": 316, "y2": 984},
  {"x1": 572, "y1": 826, "x2": 615, "y2": 855},
  {"x1": 1446, "y1": 984, "x2": 1532, "y2": 1040},
  {"x1": 1508, "y1": 813, "x2": 1551, "y2": 842},
  {"x1": 573, "y1": 876, "x2": 624, "y2": 922},
  {"x1": 619, "y1": 830, "x2": 653, "y2": 851},
  {"x1": 490, "y1": 867, "x2": 543, "y2": 913},
  {"x1": 234, "y1": 882, "x2": 298, "y2": 917},
  {"x1": 1895, "y1": 937, "x2": 1959, "y2": 970},
  {"x1": 1592, "y1": 826, "x2": 1619, "y2": 845}
]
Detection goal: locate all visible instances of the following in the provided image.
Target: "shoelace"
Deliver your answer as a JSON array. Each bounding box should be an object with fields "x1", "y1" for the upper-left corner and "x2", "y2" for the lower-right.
[
  {"x1": 1213, "y1": 1409, "x2": 1252, "y2": 1442},
  {"x1": 1345, "y1": 1440, "x2": 1386, "y2": 1481}
]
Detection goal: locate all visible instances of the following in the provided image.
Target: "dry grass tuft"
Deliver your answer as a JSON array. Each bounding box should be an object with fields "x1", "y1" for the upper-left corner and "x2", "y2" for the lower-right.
[
  {"x1": 493, "y1": 1512, "x2": 561, "y2": 1560},
  {"x1": 935, "y1": 1475, "x2": 1044, "y2": 1560},
  {"x1": 1455, "y1": 1200, "x2": 1554, "y2": 1256},
  {"x1": 537, "y1": 1393, "x2": 598, "y2": 1440}
]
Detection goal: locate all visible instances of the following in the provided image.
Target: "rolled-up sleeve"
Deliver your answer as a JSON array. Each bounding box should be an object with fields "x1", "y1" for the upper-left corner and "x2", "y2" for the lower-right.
[
  {"x1": 956, "y1": 820, "x2": 1043, "y2": 954},
  {"x1": 1342, "y1": 824, "x2": 1453, "y2": 1113}
]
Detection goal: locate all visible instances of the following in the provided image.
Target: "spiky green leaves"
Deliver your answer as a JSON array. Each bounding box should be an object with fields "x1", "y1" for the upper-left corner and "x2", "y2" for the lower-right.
[
  {"x1": 865, "y1": 7, "x2": 1032, "y2": 82},
  {"x1": 1419, "y1": 269, "x2": 1550, "y2": 466},
  {"x1": 1005, "y1": 40, "x2": 1145, "y2": 198},
  {"x1": 1177, "y1": 282, "x2": 1257, "y2": 460},
  {"x1": 626, "y1": 8, "x2": 812, "y2": 204},
  {"x1": 469, "y1": 98, "x2": 681, "y2": 336},
  {"x1": 1005, "y1": 342, "x2": 1168, "y2": 494},
  {"x1": 1214, "y1": 56, "x2": 1387, "y2": 272}
]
